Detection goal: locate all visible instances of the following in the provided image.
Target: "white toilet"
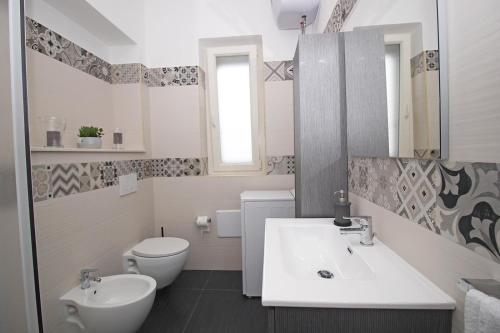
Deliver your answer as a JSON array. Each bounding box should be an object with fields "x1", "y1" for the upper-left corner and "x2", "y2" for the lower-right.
[{"x1": 123, "y1": 237, "x2": 189, "y2": 289}]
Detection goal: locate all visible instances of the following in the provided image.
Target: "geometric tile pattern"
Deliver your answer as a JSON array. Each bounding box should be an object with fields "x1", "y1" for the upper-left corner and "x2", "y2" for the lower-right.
[
  {"x1": 395, "y1": 159, "x2": 440, "y2": 233},
  {"x1": 79, "y1": 162, "x2": 103, "y2": 192},
  {"x1": 26, "y1": 17, "x2": 294, "y2": 87},
  {"x1": 31, "y1": 165, "x2": 52, "y2": 202},
  {"x1": 31, "y1": 156, "x2": 293, "y2": 202},
  {"x1": 411, "y1": 50, "x2": 440, "y2": 77},
  {"x1": 324, "y1": 0, "x2": 358, "y2": 33},
  {"x1": 410, "y1": 52, "x2": 426, "y2": 78},
  {"x1": 143, "y1": 66, "x2": 199, "y2": 87},
  {"x1": 349, "y1": 157, "x2": 500, "y2": 264},
  {"x1": 263, "y1": 61, "x2": 294, "y2": 81},
  {"x1": 436, "y1": 161, "x2": 500, "y2": 263},
  {"x1": 51, "y1": 164, "x2": 80, "y2": 198},
  {"x1": 425, "y1": 50, "x2": 440, "y2": 71},
  {"x1": 25, "y1": 17, "x2": 112, "y2": 83},
  {"x1": 266, "y1": 155, "x2": 295, "y2": 175},
  {"x1": 111, "y1": 63, "x2": 142, "y2": 84}
]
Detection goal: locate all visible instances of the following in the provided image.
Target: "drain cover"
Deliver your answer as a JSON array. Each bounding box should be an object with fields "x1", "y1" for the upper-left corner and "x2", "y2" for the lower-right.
[{"x1": 317, "y1": 270, "x2": 334, "y2": 279}]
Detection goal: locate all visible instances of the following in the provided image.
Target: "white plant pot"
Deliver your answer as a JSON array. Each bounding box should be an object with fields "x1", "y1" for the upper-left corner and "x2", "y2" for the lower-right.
[{"x1": 78, "y1": 137, "x2": 102, "y2": 149}]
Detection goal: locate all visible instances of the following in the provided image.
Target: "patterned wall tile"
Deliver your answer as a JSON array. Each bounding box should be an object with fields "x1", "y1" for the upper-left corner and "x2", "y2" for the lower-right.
[
  {"x1": 284, "y1": 61, "x2": 294, "y2": 80},
  {"x1": 51, "y1": 164, "x2": 80, "y2": 198},
  {"x1": 348, "y1": 157, "x2": 401, "y2": 212},
  {"x1": 349, "y1": 156, "x2": 500, "y2": 264},
  {"x1": 324, "y1": 0, "x2": 358, "y2": 33},
  {"x1": 32, "y1": 165, "x2": 52, "y2": 202},
  {"x1": 425, "y1": 50, "x2": 440, "y2": 71},
  {"x1": 266, "y1": 156, "x2": 295, "y2": 175},
  {"x1": 143, "y1": 66, "x2": 198, "y2": 87},
  {"x1": 264, "y1": 61, "x2": 286, "y2": 81},
  {"x1": 32, "y1": 156, "x2": 287, "y2": 201},
  {"x1": 79, "y1": 162, "x2": 103, "y2": 192},
  {"x1": 396, "y1": 159, "x2": 440, "y2": 233},
  {"x1": 436, "y1": 161, "x2": 500, "y2": 263},
  {"x1": 25, "y1": 18, "x2": 112, "y2": 83},
  {"x1": 111, "y1": 63, "x2": 141, "y2": 84},
  {"x1": 411, "y1": 50, "x2": 440, "y2": 77},
  {"x1": 99, "y1": 161, "x2": 117, "y2": 187},
  {"x1": 411, "y1": 52, "x2": 426, "y2": 77}
]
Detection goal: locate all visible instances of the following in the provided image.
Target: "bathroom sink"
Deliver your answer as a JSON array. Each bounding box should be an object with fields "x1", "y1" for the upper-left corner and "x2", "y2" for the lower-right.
[
  {"x1": 60, "y1": 274, "x2": 156, "y2": 333},
  {"x1": 262, "y1": 218, "x2": 455, "y2": 310},
  {"x1": 279, "y1": 223, "x2": 375, "y2": 280}
]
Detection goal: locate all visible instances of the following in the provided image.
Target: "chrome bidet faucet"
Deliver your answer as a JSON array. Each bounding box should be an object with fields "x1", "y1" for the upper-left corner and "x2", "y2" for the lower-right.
[
  {"x1": 339, "y1": 216, "x2": 374, "y2": 246},
  {"x1": 80, "y1": 268, "x2": 102, "y2": 289}
]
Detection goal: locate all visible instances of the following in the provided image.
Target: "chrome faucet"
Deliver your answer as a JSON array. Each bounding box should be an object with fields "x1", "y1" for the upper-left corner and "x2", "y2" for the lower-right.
[
  {"x1": 80, "y1": 268, "x2": 101, "y2": 289},
  {"x1": 339, "y1": 216, "x2": 374, "y2": 246}
]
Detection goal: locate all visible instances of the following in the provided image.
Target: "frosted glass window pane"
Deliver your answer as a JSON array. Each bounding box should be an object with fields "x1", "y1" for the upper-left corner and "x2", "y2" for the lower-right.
[
  {"x1": 216, "y1": 55, "x2": 253, "y2": 164},
  {"x1": 385, "y1": 44, "x2": 400, "y2": 157}
]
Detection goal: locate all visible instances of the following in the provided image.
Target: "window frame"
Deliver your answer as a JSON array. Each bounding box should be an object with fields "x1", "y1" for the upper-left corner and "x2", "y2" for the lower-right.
[{"x1": 204, "y1": 43, "x2": 266, "y2": 176}]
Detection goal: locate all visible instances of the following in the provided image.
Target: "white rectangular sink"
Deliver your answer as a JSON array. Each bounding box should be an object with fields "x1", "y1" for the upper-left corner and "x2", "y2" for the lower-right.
[{"x1": 262, "y1": 218, "x2": 455, "y2": 310}]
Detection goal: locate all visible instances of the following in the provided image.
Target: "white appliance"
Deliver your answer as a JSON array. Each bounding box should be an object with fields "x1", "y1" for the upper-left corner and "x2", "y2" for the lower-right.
[
  {"x1": 240, "y1": 190, "x2": 295, "y2": 297},
  {"x1": 271, "y1": 0, "x2": 320, "y2": 30}
]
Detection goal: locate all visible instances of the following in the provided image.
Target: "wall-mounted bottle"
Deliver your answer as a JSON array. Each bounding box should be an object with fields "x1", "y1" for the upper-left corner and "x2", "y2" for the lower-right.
[{"x1": 333, "y1": 190, "x2": 351, "y2": 227}]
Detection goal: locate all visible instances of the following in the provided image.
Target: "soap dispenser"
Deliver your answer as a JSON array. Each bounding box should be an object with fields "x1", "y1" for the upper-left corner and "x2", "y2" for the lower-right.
[{"x1": 333, "y1": 190, "x2": 351, "y2": 226}]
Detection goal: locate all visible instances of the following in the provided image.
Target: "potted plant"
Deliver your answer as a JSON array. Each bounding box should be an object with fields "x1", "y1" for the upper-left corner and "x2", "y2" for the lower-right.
[{"x1": 77, "y1": 126, "x2": 104, "y2": 149}]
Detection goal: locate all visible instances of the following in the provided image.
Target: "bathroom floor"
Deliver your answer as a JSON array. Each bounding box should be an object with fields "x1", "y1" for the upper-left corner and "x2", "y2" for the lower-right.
[{"x1": 139, "y1": 270, "x2": 268, "y2": 333}]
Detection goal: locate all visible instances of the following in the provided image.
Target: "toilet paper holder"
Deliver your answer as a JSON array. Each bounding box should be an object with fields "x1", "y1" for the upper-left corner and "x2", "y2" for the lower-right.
[{"x1": 196, "y1": 216, "x2": 211, "y2": 235}]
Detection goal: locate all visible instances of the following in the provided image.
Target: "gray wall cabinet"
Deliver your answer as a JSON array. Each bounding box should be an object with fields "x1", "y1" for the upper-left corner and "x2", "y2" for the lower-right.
[{"x1": 294, "y1": 30, "x2": 387, "y2": 217}]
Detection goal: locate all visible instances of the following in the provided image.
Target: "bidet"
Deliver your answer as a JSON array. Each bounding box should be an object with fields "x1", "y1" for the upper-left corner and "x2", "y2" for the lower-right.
[{"x1": 60, "y1": 274, "x2": 156, "y2": 333}]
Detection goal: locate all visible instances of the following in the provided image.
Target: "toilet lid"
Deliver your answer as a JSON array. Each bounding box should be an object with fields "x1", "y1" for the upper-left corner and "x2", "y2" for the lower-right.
[{"x1": 132, "y1": 237, "x2": 189, "y2": 258}]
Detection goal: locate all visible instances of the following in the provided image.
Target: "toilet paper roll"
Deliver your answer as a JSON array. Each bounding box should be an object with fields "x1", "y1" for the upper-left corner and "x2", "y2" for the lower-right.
[{"x1": 196, "y1": 216, "x2": 211, "y2": 227}]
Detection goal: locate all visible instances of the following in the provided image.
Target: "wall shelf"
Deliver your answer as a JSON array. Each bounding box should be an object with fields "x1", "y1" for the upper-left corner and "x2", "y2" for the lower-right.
[{"x1": 30, "y1": 147, "x2": 146, "y2": 153}]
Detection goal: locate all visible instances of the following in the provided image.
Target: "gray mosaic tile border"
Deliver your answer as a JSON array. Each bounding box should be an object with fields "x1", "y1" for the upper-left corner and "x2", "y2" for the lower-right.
[
  {"x1": 348, "y1": 156, "x2": 500, "y2": 264},
  {"x1": 264, "y1": 61, "x2": 294, "y2": 81},
  {"x1": 142, "y1": 66, "x2": 199, "y2": 87},
  {"x1": 266, "y1": 155, "x2": 295, "y2": 175},
  {"x1": 111, "y1": 63, "x2": 142, "y2": 84},
  {"x1": 26, "y1": 17, "x2": 294, "y2": 87},
  {"x1": 411, "y1": 50, "x2": 440, "y2": 77},
  {"x1": 25, "y1": 17, "x2": 112, "y2": 83},
  {"x1": 32, "y1": 156, "x2": 294, "y2": 202},
  {"x1": 324, "y1": 0, "x2": 358, "y2": 33}
]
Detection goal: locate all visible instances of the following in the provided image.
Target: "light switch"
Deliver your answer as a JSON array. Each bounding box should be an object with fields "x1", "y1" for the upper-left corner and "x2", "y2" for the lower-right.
[{"x1": 119, "y1": 173, "x2": 138, "y2": 196}]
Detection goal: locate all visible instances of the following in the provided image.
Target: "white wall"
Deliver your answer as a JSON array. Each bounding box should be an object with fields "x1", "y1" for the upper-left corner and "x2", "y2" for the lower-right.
[
  {"x1": 26, "y1": 0, "x2": 110, "y2": 61},
  {"x1": 447, "y1": 0, "x2": 500, "y2": 163},
  {"x1": 342, "y1": 0, "x2": 438, "y2": 50},
  {"x1": 143, "y1": 0, "x2": 300, "y2": 67},
  {"x1": 26, "y1": 0, "x2": 145, "y2": 64},
  {"x1": 87, "y1": 0, "x2": 146, "y2": 64}
]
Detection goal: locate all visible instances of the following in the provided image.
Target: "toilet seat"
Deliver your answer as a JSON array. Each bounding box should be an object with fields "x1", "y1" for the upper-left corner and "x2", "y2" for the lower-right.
[{"x1": 132, "y1": 237, "x2": 189, "y2": 258}]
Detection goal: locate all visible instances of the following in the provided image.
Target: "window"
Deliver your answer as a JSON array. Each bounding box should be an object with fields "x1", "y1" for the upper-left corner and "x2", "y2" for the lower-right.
[{"x1": 203, "y1": 41, "x2": 266, "y2": 175}]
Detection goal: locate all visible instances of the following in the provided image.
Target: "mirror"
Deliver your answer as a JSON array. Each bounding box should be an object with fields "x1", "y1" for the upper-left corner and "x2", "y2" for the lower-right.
[{"x1": 343, "y1": 0, "x2": 445, "y2": 159}]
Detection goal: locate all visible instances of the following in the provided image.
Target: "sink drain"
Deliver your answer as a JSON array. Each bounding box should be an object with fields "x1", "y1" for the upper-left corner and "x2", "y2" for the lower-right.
[{"x1": 317, "y1": 270, "x2": 334, "y2": 279}]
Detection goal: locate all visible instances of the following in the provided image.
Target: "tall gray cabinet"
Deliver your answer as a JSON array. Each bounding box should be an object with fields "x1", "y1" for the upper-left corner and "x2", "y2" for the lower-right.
[{"x1": 294, "y1": 31, "x2": 388, "y2": 218}]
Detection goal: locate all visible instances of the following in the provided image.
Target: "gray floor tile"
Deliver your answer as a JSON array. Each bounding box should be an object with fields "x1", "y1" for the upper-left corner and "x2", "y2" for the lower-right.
[
  {"x1": 171, "y1": 270, "x2": 211, "y2": 290},
  {"x1": 139, "y1": 289, "x2": 202, "y2": 333},
  {"x1": 205, "y1": 270, "x2": 243, "y2": 291},
  {"x1": 184, "y1": 290, "x2": 267, "y2": 333}
]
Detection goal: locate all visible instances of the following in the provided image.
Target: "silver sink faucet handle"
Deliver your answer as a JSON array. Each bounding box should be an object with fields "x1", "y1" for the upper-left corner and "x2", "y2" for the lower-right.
[
  {"x1": 80, "y1": 268, "x2": 101, "y2": 289},
  {"x1": 339, "y1": 216, "x2": 374, "y2": 246},
  {"x1": 343, "y1": 216, "x2": 372, "y2": 226}
]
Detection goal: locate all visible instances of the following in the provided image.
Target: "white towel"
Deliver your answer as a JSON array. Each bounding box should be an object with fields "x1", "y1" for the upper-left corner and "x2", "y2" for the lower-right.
[{"x1": 465, "y1": 289, "x2": 500, "y2": 333}]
